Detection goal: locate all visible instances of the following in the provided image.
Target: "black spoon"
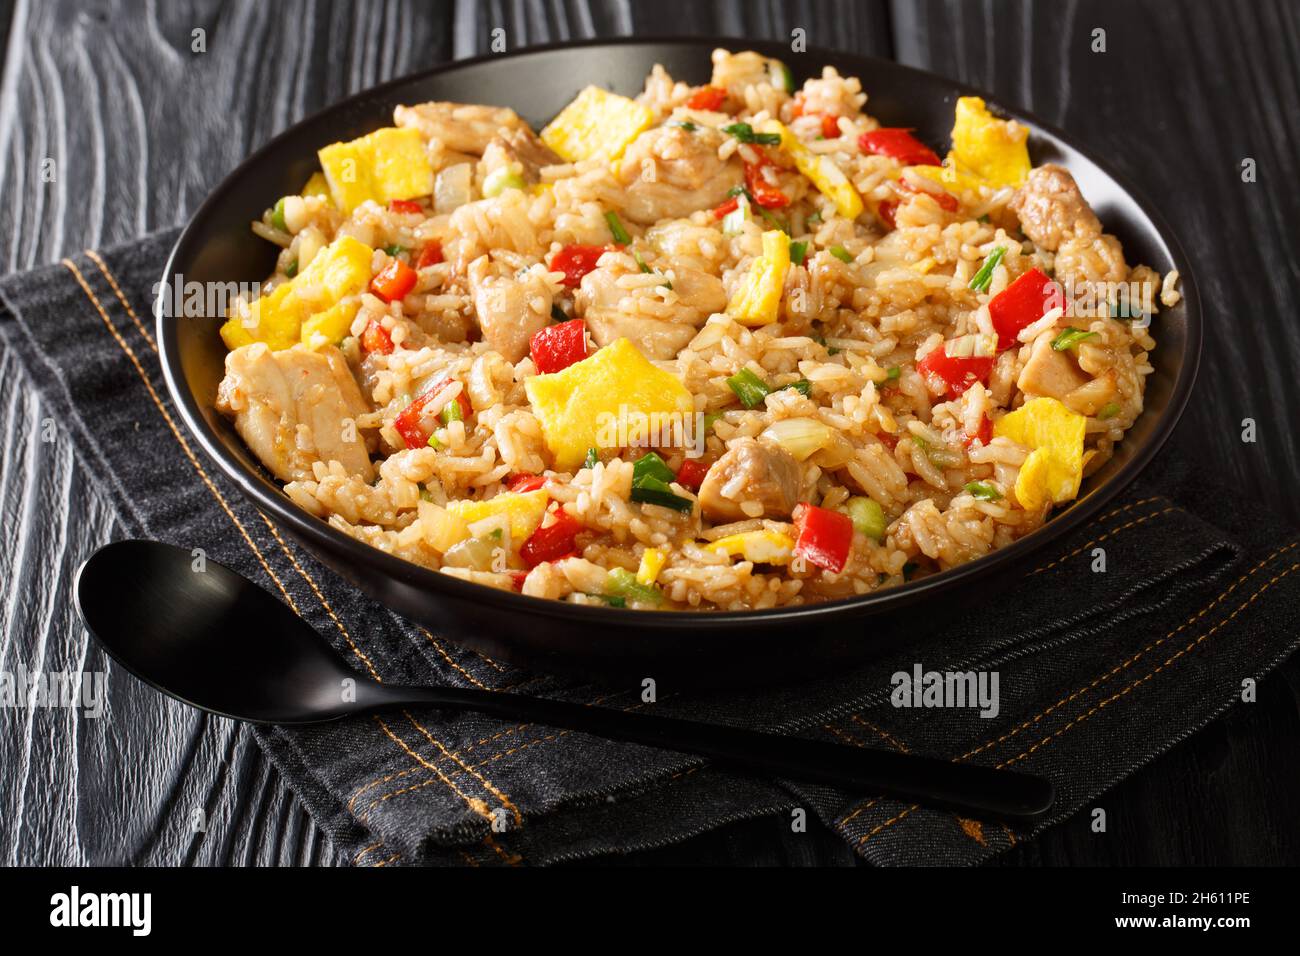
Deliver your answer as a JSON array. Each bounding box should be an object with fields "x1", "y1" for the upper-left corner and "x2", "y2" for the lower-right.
[{"x1": 73, "y1": 539, "x2": 1054, "y2": 823}]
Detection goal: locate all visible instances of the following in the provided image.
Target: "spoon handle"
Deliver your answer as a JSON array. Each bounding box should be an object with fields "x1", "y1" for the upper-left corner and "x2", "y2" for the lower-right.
[{"x1": 375, "y1": 684, "x2": 1053, "y2": 823}]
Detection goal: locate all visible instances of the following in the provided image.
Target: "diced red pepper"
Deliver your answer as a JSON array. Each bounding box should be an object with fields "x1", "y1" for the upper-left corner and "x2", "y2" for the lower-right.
[
  {"x1": 917, "y1": 345, "x2": 994, "y2": 399},
  {"x1": 989, "y1": 268, "x2": 1060, "y2": 351},
  {"x1": 712, "y1": 196, "x2": 740, "y2": 219},
  {"x1": 686, "y1": 86, "x2": 728, "y2": 111},
  {"x1": 360, "y1": 319, "x2": 394, "y2": 355},
  {"x1": 789, "y1": 94, "x2": 807, "y2": 119},
  {"x1": 878, "y1": 199, "x2": 899, "y2": 229},
  {"x1": 505, "y1": 473, "x2": 547, "y2": 493},
  {"x1": 507, "y1": 570, "x2": 529, "y2": 592},
  {"x1": 548, "y1": 244, "x2": 609, "y2": 289},
  {"x1": 744, "y1": 158, "x2": 790, "y2": 209},
  {"x1": 675, "y1": 458, "x2": 708, "y2": 491},
  {"x1": 530, "y1": 319, "x2": 588, "y2": 374},
  {"x1": 520, "y1": 508, "x2": 585, "y2": 568},
  {"x1": 792, "y1": 503, "x2": 854, "y2": 574},
  {"x1": 389, "y1": 199, "x2": 423, "y2": 215},
  {"x1": 371, "y1": 258, "x2": 418, "y2": 303},
  {"x1": 820, "y1": 114, "x2": 842, "y2": 139},
  {"x1": 393, "y1": 377, "x2": 471, "y2": 449},
  {"x1": 857, "y1": 128, "x2": 942, "y2": 167},
  {"x1": 897, "y1": 178, "x2": 959, "y2": 212},
  {"x1": 963, "y1": 413, "x2": 994, "y2": 448},
  {"x1": 416, "y1": 240, "x2": 444, "y2": 269}
]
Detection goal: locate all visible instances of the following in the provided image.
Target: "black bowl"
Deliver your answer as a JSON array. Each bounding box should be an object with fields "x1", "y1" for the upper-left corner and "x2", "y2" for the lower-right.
[{"x1": 157, "y1": 37, "x2": 1200, "y2": 683}]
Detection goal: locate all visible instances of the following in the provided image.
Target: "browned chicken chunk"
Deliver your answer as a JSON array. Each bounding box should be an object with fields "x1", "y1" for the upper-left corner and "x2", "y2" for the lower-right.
[
  {"x1": 216, "y1": 344, "x2": 373, "y2": 483},
  {"x1": 394, "y1": 102, "x2": 529, "y2": 156},
  {"x1": 481, "y1": 127, "x2": 562, "y2": 186},
  {"x1": 467, "y1": 256, "x2": 553, "y2": 363},
  {"x1": 577, "y1": 258, "x2": 726, "y2": 360},
  {"x1": 612, "y1": 126, "x2": 744, "y2": 224},
  {"x1": 1016, "y1": 334, "x2": 1090, "y2": 400},
  {"x1": 697, "y1": 438, "x2": 801, "y2": 521},
  {"x1": 1009, "y1": 164, "x2": 1102, "y2": 252}
]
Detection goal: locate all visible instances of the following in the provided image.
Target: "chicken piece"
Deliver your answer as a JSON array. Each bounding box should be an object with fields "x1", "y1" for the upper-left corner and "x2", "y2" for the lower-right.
[
  {"x1": 611, "y1": 126, "x2": 743, "y2": 224},
  {"x1": 1009, "y1": 164, "x2": 1102, "y2": 252},
  {"x1": 576, "y1": 257, "x2": 726, "y2": 359},
  {"x1": 217, "y1": 344, "x2": 373, "y2": 483},
  {"x1": 394, "y1": 102, "x2": 529, "y2": 156},
  {"x1": 481, "y1": 127, "x2": 562, "y2": 186},
  {"x1": 467, "y1": 256, "x2": 553, "y2": 363},
  {"x1": 1016, "y1": 334, "x2": 1090, "y2": 401},
  {"x1": 697, "y1": 438, "x2": 801, "y2": 522}
]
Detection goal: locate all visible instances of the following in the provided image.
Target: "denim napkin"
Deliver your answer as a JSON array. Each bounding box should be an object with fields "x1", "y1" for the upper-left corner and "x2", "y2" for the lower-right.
[{"x1": 4, "y1": 231, "x2": 1298, "y2": 866}]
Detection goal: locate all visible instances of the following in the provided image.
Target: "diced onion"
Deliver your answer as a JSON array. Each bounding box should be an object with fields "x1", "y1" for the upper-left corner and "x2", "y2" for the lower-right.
[
  {"x1": 760, "y1": 417, "x2": 833, "y2": 461},
  {"x1": 435, "y1": 162, "x2": 474, "y2": 213}
]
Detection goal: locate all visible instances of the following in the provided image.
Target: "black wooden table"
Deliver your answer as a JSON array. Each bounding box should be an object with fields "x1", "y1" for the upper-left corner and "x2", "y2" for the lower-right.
[{"x1": 1, "y1": 0, "x2": 1296, "y2": 866}]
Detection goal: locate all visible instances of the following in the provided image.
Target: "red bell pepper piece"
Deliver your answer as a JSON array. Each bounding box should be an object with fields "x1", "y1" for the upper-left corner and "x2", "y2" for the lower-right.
[
  {"x1": 897, "y1": 178, "x2": 959, "y2": 212},
  {"x1": 388, "y1": 199, "x2": 423, "y2": 215},
  {"x1": 548, "y1": 244, "x2": 609, "y2": 289},
  {"x1": 393, "y1": 377, "x2": 471, "y2": 449},
  {"x1": 520, "y1": 509, "x2": 584, "y2": 568},
  {"x1": 712, "y1": 196, "x2": 740, "y2": 219},
  {"x1": 857, "y1": 128, "x2": 942, "y2": 167},
  {"x1": 675, "y1": 458, "x2": 708, "y2": 491},
  {"x1": 370, "y1": 258, "x2": 418, "y2": 303},
  {"x1": 963, "y1": 413, "x2": 994, "y2": 448},
  {"x1": 529, "y1": 319, "x2": 588, "y2": 374},
  {"x1": 507, "y1": 570, "x2": 529, "y2": 592},
  {"x1": 820, "y1": 114, "x2": 842, "y2": 139},
  {"x1": 744, "y1": 159, "x2": 790, "y2": 209},
  {"x1": 416, "y1": 240, "x2": 444, "y2": 269},
  {"x1": 917, "y1": 345, "x2": 994, "y2": 399},
  {"x1": 989, "y1": 268, "x2": 1060, "y2": 351},
  {"x1": 792, "y1": 503, "x2": 854, "y2": 574},
  {"x1": 686, "y1": 86, "x2": 728, "y2": 111},
  {"x1": 878, "y1": 199, "x2": 899, "y2": 229},
  {"x1": 505, "y1": 473, "x2": 547, "y2": 493},
  {"x1": 360, "y1": 319, "x2": 394, "y2": 355}
]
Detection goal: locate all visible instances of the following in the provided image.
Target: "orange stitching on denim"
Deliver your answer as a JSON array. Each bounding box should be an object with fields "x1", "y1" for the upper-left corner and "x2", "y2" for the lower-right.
[
  {"x1": 86, "y1": 249, "x2": 157, "y2": 351},
  {"x1": 64, "y1": 259, "x2": 305, "y2": 618},
  {"x1": 403, "y1": 710, "x2": 522, "y2": 824},
  {"x1": 421, "y1": 628, "x2": 490, "y2": 690},
  {"x1": 374, "y1": 716, "x2": 493, "y2": 822},
  {"x1": 483, "y1": 835, "x2": 522, "y2": 865},
  {"x1": 347, "y1": 767, "x2": 423, "y2": 813},
  {"x1": 963, "y1": 541, "x2": 1298, "y2": 762},
  {"x1": 370, "y1": 853, "x2": 401, "y2": 867},
  {"x1": 1028, "y1": 507, "x2": 1173, "y2": 575},
  {"x1": 997, "y1": 559, "x2": 1300, "y2": 770},
  {"x1": 855, "y1": 543, "x2": 1300, "y2": 849},
  {"x1": 357, "y1": 778, "x2": 440, "y2": 825},
  {"x1": 850, "y1": 714, "x2": 911, "y2": 754},
  {"x1": 858, "y1": 805, "x2": 917, "y2": 845},
  {"x1": 353, "y1": 842, "x2": 384, "y2": 864}
]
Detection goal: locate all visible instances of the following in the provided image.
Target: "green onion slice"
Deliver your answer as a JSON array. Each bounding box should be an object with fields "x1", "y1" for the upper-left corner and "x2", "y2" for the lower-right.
[
  {"x1": 968, "y1": 245, "x2": 1007, "y2": 293},
  {"x1": 726, "y1": 368, "x2": 771, "y2": 409},
  {"x1": 1051, "y1": 327, "x2": 1099, "y2": 351},
  {"x1": 963, "y1": 480, "x2": 1003, "y2": 501},
  {"x1": 829, "y1": 245, "x2": 853, "y2": 263},
  {"x1": 604, "y1": 210, "x2": 631, "y2": 245},
  {"x1": 788, "y1": 240, "x2": 809, "y2": 266}
]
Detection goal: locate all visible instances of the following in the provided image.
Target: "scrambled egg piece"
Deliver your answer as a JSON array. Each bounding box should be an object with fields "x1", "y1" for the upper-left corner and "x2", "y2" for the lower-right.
[
  {"x1": 727, "y1": 230, "x2": 791, "y2": 326},
  {"x1": 525, "y1": 337, "x2": 695, "y2": 471},
  {"x1": 948, "y1": 96, "x2": 1031, "y2": 188},
  {"x1": 636, "y1": 547, "x2": 666, "y2": 585},
  {"x1": 706, "y1": 530, "x2": 795, "y2": 565},
  {"x1": 300, "y1": 171, "x2": 331, "y2": 201},
  {"x1": 994, "y1": 397, "x2": 1087, "y2": 511},
  {"x1": 540, "y1": 86, "x2": 654, "y2": 163},
  {"x1": 220, "y1": 236, "x2": 373, "y2": 351},
  {"x1": 760, "y1": 120, "x2": 864, "y2": 219},
  {"x1": 318, "y1": 127, "x2": 435, "y2": 214},
  {"x1": 428, "y1": 489, "x2": 550, "y2": 553}
]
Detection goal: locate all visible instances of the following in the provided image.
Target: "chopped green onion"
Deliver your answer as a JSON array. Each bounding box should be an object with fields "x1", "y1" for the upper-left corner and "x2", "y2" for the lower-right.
[
  {"x1": 634, "y1": 252, "x2": 652, "y2": 274},
  {"x1": 426, "y1": 433, "x2": 442, "y2": 450},
  {"x1": 584, "y1": 447, "x2": 599, "y2": 469},
  {"x1": 551, "y1": 303, "x2": 568, "y2": 323},
  {"x1": 885, "y1": 365, "x2": 901, "y2": 382},
  {"x1": 846, "y1": 497, "x2": 887, "y2": 542},
  {"x1": 807, "y1": 211, "x2": 823, "y2": 225},
  {"x1": 632, "y1": 452, "x2": 676, "y2": 485},
  {"x1": 721, "y1": 122, "x2": 782, "y2": 146},
  {"x1": 911, "y1": 433, "x2": 961, "y2": 468},
  {"x1": 383, "y1": 244, "x2": 407, "y2": 257},
  {"x1": 789, "y1": 240, "x2": 809, "y2": 266},
  {"x1": 606, "y1": 567, "x2": 665, "y2": 606},
  {"x1": 829, "y1": 245, "x2": 854, "y2": 264},
  {"x1": 1051, "y1": 327, "x2": 1099, "y2": 351},
  {"x1": 963, "y1": 481, "x2": 1003, "y2": 501},
  {"x1": 284, "y1": 259, "x2": 299, "y2": 279},
  {"x1": 604, "y1": 210, "x2": 631, "y2": 245},
  {"x1": 1097, "y1": 402, "x2": 1121, "y2": 420},
  {"x1": 271, "y1": 198, "x2": 287, "y2": 232},
  {"x1": 703, "y1": 411, "x2": 724, "y2": 433},
  {"x1": 673, "y1": 120, "x2": 699, "y2": 132},
  {"x1": 630, "y1": 476, "x2": 694, "y2": 512},
  {"x1": 977, "y1": 213, "x2": 991, "y2": 224},
  {"x1": 603, "y1": 594, "x2": 627, "y2": 608},
  {"x1": 482, "y1": 166, "x2": 527, "y2": 197},
  {"x1": 968, "y1": 245, "x2": 1007, "y2": 293},
  {"x1": 726, "y1": 368, "x2": 771, "y2": 409},
  {"x1": 439, "y1": 399, "x2": 463, "y2": 425},
  {"x1": 782, "y1": 379, "x2": 813, "y2": 397}
]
